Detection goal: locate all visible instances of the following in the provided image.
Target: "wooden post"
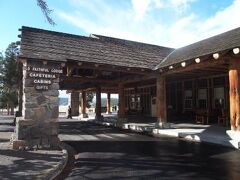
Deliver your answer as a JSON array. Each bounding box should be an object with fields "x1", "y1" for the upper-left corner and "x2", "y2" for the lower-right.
[
  {"x1": 192, "y1": 80, "x2": 196, "y2": 111},
  {"x1": 70, "y1": 91, "x2": 80, "y2": 116},
  {"x1": 80, "y1": 91, "x2": 88, "y2": 118},
  {"x1": 95, "y1": 87, "x2": 102, "y2": 120},
  {"x1": 118, "y1": 83, "x2": 125, "y2": 118},
  {"x1": 229, "y1": 59, "x2": 240, "y2": 131},
  {"x1": 106, "y1": 93, "x2": 111, "y2": 114},
  {"x1": 156, "y1": 76, "x2": 167, "y2": 123}
]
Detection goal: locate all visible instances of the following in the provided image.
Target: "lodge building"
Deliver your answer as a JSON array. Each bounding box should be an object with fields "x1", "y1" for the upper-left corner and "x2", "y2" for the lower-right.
[{"x1": 13, "y1": 26, "x2": 240, "y2": 148}]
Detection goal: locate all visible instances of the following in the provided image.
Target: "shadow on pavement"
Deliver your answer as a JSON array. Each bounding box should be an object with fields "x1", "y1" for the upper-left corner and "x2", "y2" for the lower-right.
[
  {"x1": 65, "y1": 140, "x2": 240, "y2": 180},
  {"x1": 0, "y1": 147, "x2": 62, "y2": 180}
]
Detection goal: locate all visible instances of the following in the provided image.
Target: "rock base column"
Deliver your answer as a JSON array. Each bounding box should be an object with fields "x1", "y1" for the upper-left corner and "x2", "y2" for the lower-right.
[{"x1": 12, "y1": 60, "x2": 63, "y2": 150}]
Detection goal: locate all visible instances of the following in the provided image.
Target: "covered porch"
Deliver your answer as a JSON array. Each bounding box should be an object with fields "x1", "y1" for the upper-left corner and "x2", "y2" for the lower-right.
[{"x1": 164, "y1": 63, "x2": 229, "y2": 126}]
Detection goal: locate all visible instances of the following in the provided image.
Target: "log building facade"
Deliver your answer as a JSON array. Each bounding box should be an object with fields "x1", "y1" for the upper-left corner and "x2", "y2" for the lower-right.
[{"x1": 13, "y1": 26, "x2": 240, "y2": 148}]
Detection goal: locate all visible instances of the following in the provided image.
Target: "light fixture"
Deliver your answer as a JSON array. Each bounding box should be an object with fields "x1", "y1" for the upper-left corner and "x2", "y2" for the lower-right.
[
  {"x1": 213, "y1": 53, "x2": 219, "y2": 60},
  {"x1": 181, "y1": 62, "x2": 186, "y2": 67},
  {"x1": 169, "y1": 66, "x2": 173, "y2": 70},
  {"x1": 78, "y1": 62, "x2": 82, "y2": 66},
  {"x1": 43, "y1": 61, "x2": 47, "y2": 65},
  {"x1": 233, "y1": 48, "x2": 240, "y2": 54},
  {"x1": 195, "y1": 58, "x2": 200, "y2": 63}
]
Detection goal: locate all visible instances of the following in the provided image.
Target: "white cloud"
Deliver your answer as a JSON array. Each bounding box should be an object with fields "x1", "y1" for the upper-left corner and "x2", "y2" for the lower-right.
[
  {"x1": 131, "y1": 0, "x2": 151, "y2": 20},
  {"x1": 131, "y1": 0, "x2": 195, "y2": 19},
  {"x1": 170, "y1": 0, "x2": 196, "y2": 11},
  {"x1": 153, "y1": 0, "x2": 163, "y2": 8},
  {"x1": 57, "y1": 0, "x2": 240, "y2": 48},
  {"x1": 197, "y1": 0, "x2": 240, "y2": 38}
]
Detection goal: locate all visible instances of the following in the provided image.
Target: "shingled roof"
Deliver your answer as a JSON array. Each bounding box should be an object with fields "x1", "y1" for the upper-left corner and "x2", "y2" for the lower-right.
[
  {"x1": 156, "y1": 27, "x2": 240, "y2": 69},
  {"x1": 19, "y1": 26, "x2": 174, "y2": 69}
]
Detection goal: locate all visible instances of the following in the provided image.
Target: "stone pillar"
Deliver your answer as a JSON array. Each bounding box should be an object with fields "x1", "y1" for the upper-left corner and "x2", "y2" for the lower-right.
[
  {"x1": 80, "y1": 91, "x2": 88, "y2": 118},
  {"x1": 118, "y1": 83, "x2": 126, "y2": 119},
  {"x1": 106, "y1": 93, "x2": 112, "y2": 114},
  {"x1": 13, "y1": 59, "x2": 63, "y2": 149},
  {"x1": 229, "y1": 59, "x2": 240, "y2": 131},
  {"x1": 95, "y1": 87, "x2": 102, "y2": 120},
  {"x1": 70, "y1": 92, "x2": 79, "y2": 116},
  {"x1": 156, "y1": 76, "x2": 169, "y2": 128}
]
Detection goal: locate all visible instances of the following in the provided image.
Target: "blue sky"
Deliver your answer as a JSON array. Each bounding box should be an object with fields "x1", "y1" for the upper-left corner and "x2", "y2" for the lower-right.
[
  {"x1": 1, "y1": 0, "x2": 240, "y2": 53},
  {"x1": 1, "y1": 0, "x2": 240, "y2": 97}
]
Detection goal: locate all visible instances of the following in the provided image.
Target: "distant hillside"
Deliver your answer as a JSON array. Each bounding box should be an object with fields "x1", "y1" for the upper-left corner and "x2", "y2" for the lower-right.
[{"x1": 59, "y1": 98, "x2": 68, "y2": 106}]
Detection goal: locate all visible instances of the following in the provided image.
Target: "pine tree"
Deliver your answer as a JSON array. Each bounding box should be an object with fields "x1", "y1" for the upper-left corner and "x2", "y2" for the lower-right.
[
  {"x1": 0, "y1": 42, "x2": 20, "y2": 115},
  {"x1": 37, "y1": 0, "x2": 55, "y2": 25}
]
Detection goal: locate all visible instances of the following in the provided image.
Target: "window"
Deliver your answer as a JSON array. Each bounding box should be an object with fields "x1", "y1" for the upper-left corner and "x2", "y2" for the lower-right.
[
  {"x1": 214, "y1": 87, "x2": 225, "y2": 108},
  {"x1": 197, "y1": 89, "x2": 207, "y2": 109},
  {"x1": 184, "y1": 90, "x2": 192, "y2": 109}
]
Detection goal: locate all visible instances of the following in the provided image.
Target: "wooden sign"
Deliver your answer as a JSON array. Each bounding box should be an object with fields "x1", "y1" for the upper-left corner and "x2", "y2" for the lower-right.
[{"x1": 27, "y1": 65, "x2": 63, "y2": 91}]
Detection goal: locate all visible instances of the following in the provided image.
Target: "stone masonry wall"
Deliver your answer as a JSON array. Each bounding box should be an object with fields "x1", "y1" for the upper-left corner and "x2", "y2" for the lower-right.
[{"x1": 14, "y1": 59, "x2": 63, "y2": 149}]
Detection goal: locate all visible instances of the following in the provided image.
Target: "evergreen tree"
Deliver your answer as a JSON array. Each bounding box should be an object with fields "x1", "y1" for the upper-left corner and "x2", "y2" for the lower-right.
[
  {"x1": 0, "y1": 42, "x2": 20, "y2": 115},
  {"x1": 0, "y1": 53, "x2": 5, "y2": 110}
]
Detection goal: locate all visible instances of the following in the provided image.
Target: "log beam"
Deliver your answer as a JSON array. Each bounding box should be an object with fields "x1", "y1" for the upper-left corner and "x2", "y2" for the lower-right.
[
  {"x1": 106, "y1": 93, "x2": 112, "y2": 114},
  {"x1": 162, "y1": 57, "x2": 228, "y2": 76},
  {"x1": 118, "y1": 83, "x2": 125, "y2": 118},
  {"x1": 156, "y1": 76, "x2": 167, "y2": 123},
  {"x1": 95, "y1": 87, "x2": 102, "y2": 120},
  {"x1": 66, "y1": 61, "x2": 150, "y2": 75},
  {"x1": 70, "y1": 91, "x2": 80, "y2": 116},
  {"x1": 229, "y1": 59, "x2": 240, "y2": 131},
  {"x1": 80, "y1": 91, "x2": 88, "y2": 118},
  {"x1": 61, "y1": 76, "x2": 116, "y2": 84}
]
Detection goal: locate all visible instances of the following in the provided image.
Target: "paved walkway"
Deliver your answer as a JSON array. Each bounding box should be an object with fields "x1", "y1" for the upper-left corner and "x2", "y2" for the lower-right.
[
  {"x1": 69, "y1": 114, "x2": 240, "y2": 149},
  {"x1": 0, "y1": 116, "x2": 67, "y2": 180}
]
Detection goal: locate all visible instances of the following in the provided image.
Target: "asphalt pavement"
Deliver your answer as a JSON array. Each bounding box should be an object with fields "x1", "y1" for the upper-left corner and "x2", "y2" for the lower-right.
[
  {"x1": 0, "y1": 115, "x2": 67, "y2": 180},
  {"x1": 0, "y1": 115, "x2": 15, "y2": 132},
  {"x1": 60, "y1": 121, "x2": 240, "y2": 180}
]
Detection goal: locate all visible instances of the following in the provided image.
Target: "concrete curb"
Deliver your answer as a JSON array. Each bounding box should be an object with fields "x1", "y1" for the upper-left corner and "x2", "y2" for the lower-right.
[
  {"x1": 94, "y1": 120, "x2": 239, "y2": 150},
  {"x1": 52, "y1": 142, "x2": 77, "y2": 180},
  {"x1": 152, "y1": 128, "x2": 240, "y2": 149},
  {"x1": 42, "y1": 143, "x2": 69, "y2": 180}
]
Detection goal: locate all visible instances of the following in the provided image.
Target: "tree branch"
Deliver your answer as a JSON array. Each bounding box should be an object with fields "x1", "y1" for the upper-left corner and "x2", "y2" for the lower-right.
[{"x1": 37, "y1": 0, "x2": 55, "y2": 25}]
